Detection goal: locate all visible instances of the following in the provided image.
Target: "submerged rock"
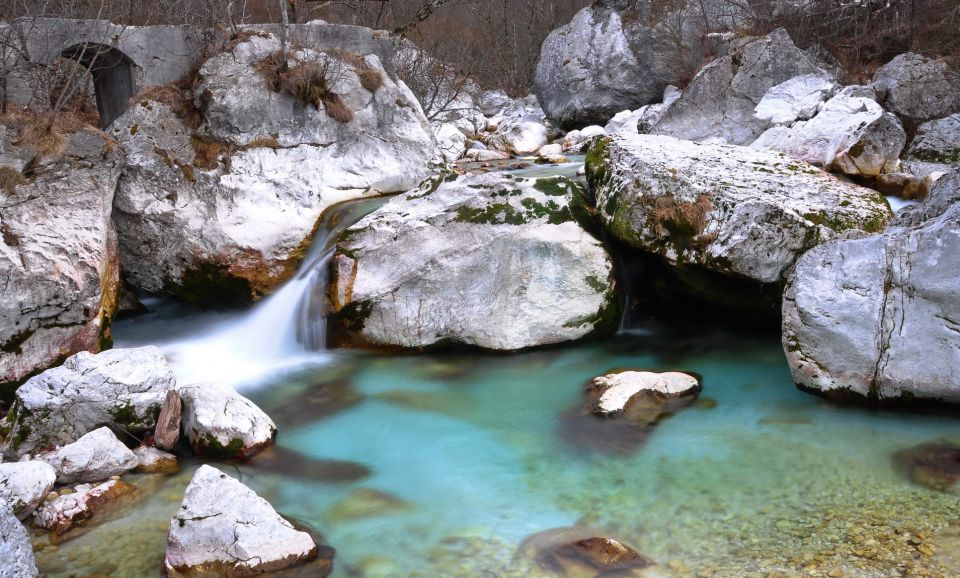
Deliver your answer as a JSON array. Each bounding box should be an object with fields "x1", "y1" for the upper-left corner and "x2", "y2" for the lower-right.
[
  {"x1": 32, "y1": 478, "x2": 135, "y2": 535},
  {"x1": 329, "y1": 173, "x2": 618, "y2": 351},
  {"x1": 0, "y1": 460, "x2": 56, "y2": 519},
  {"x1": 871, "y1": 53, "x2": 960, "y2": 124},
  {"x1": 326, "y1": 488, "x2": 412, "y2": 522},
  {"x1": 0, "y1": 346, "x2": 175, "y2": 457},
  {"x1": 515, "y1": 526, "x2": 655, "y2": 577},
  {"x1": 0, "y1": 128, "x2": 122, "y2": 389},
  {"x1": 165, "y1": 465, "x2": 322, "y2": 577},
  {"x1": 752, "y1": 91, "x2": 906, "y2": 177},
  {"x1": 587, "y1": 134, "x2": 892, "y2": 285},
  {"x1": 783, "y1": 171, "x2": 960, "y2": 404},
  {"x1": 651, "y1": 29, "x2": 827, "y2": 145},
  {"x1": 246, "y1": 446, "x2": 370, "y2": 484},
  {"x1": 112, "y1": 33, "x2": 435, "y2": 305},
  {"x1": 178, "y1": 382, "x2": 277, "y2": 459},
  {"x1": 894, "y1": 443, "x2": 960, "y2": 493},
  {"x1": 39, "y1": 427, "x2": 138, "y2": 484},
  {"x1": 0, "y1": 498, "x2": 38, "y2": 578}
]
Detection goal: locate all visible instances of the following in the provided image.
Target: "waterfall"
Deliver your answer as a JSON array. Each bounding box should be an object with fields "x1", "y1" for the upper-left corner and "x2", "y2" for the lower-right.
[{"x1": 160, "y1": 196, "x2": 385, "y2": 386}]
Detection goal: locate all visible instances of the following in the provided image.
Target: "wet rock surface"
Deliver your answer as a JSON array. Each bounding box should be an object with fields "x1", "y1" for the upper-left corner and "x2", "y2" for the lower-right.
[
  {"x1": 178, "y1": 382, "x2": 277, "y2": 459},
  {"x1": 894, "y1": 443, "x2": 960, "y2": 493}
]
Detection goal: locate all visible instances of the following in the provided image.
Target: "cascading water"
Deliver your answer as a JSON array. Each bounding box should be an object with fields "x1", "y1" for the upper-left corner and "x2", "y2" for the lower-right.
[{"x1": 158, "y1": 196, "x2": 386, "y2": 386}]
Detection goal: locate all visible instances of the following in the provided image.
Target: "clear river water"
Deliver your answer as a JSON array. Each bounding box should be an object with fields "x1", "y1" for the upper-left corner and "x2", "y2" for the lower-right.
[{"x1": 32, "y1": 159, "x2": 959, "y2": 578}]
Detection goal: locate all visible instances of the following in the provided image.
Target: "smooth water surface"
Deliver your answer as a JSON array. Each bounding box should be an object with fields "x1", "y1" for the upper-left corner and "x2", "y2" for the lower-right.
[{"x1": 36, "y1": 312, "x2": 960, "y2": 578}]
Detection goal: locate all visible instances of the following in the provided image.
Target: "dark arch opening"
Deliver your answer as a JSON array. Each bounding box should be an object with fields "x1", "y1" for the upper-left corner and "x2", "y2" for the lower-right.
[{"x1": 60, "y1": 43, "x2": 136, "y2": 128}]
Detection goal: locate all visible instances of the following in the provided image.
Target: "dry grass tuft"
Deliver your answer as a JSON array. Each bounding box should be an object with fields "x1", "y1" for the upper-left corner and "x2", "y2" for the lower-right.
[
  {"x1": 245, "y1": 136, "x2": 282, "y2": 149},
  {"x1": 255, "y1": 51, "x2": 356, "y2": 123},
  {"x1": 651, "y1": 194, "x2": 714, "y2": 239},
  {"x1": 17, "y1": 114, "x2": 68, "y2": 159},
  {"x1": 0, "y1": 165, "x2": 28, "y2": 193},
  {"x1": 191, "y1": 135, "x2": 232, "y2": 170},
  {"x1": 131, "y1": 84, "x2": 203, "y2": 129},
  {"x1": 358, "y1": 68, "x2": 385, "y2": 92}
]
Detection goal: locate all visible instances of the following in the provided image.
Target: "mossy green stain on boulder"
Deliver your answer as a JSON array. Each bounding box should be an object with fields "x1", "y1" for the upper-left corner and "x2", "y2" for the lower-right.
[
  {"x1": 532, "y1": 176, "x2": 573, "y2": 197},
  {"x1": 406, "y1": 171, "x2": 459, "y2": 200},
  {"x1": 584, "y1": 136, "x2": 613, "y2": 193},
  {"x1": 196, "y1": 433, "x2": 246, "y2": 459},
  {"x1": 338, "y1": 300, "x2": 374, "y2": 332}
]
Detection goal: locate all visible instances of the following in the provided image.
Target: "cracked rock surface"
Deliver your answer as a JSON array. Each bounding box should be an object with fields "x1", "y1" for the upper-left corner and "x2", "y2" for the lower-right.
[
  {"x1": 783, "y1": 171, "x2": 960, "y2": 403},
  {"x1": 39, "y1": 427, "x2": 138, "y2": 484},
  {"x1": 165, "y1": 465, "x2": 319, "y2": 577}
]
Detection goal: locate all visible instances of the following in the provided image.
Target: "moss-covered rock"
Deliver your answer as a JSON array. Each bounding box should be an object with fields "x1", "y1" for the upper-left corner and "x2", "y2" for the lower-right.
[{"x1": 329, "y1": 172, "x2": 619, "y2": 351}]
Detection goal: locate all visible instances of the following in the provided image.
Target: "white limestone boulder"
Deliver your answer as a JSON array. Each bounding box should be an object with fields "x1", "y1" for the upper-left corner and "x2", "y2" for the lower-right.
[
  {"x1": 753, "y1": 72, "x2": 838, "y2": 126},
  {"x1": 435, "y1": 123, "x2": 467, "y2": 163},
  {"x1": 164, "y1": 465, "x2": 319, "y2": 577},
  {"x1": 0, "y1": 461, "x2": 56, "y2": 519},
  {"x1": 586, "y1": 134, "x2": 893, "y2": 284},
  {"x1": 489, "y1": 114, "x2": 549, "y2": 155},
  {"x1": 871, "y1": 53, "x2": 960, "y2": 123},
  {"x1": 329, "y1": 173, "x2": 618, "y2": 351},
  {"x1": 0, "y1": 498, "x2": 38, "y2": 577},
  {"x1": 651, "y1": 29, "x2": 828, "y2": 145},
  {"x1": 752, "y1": 90, "x2": 907, "y2": 177},
  {"x1": 178, "y1": 382, "x2": 277, "y2": 459},
  {"x1": 0, "y1": 347, "x2": 175, "y2": 457},
  {"x1": 906, "y1": 113, "x2": 960, "y2": 174},
  {"x1": 0, "y1": 129, "x2": 122, "y2": 387},
  {"x1": 39, "y1": 427, "x2": 138, "y2": 484},
  {"x1": 783, "y1": 171, "x2": 960, "y2": 404},
  {"x1": 112, "y1": 33, "x2": 435, "y2": 305}
]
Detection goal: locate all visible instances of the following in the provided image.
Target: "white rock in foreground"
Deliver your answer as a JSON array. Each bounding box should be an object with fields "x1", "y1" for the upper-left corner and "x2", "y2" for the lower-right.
[
  {"x1": 587, "y1": 134, "x2": 893, "y2": 284},
  {"x1": 178, "y1": 383, "x2": 277, "y2": 459},
  {"x1": 752, "y1": 91, "x2": 906, "y2": 177},
  {"x1": 165, "y1": 465, "x2": 318, "y2": 577},
  {"x1": 0, "y1": 461, "x2": 56, "y2": 519},
  {"x1": 40, "y1": 427, "x2": 138, "y2": 484},
  {"x1": 0, "y1": 498, "x2": 38, "y2": 578},
  {"x1": 590, "y1": 371, "x2": 700, "y2": 415},
  {"x1": 783, "y1": 171, "x2": 960, "y2": 404},
  {"x1": 330, "y1": 173, "x2": 617, "y2": 351},
  {"x1": 0, "y1": 347, "x2": 175, "y2": 457}
]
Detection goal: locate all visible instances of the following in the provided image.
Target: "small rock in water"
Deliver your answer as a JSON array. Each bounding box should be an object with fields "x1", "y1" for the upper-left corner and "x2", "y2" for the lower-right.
[
  {"x1": 245, "y1": 446, "x2": 371, "y2": 484},
  {"x1": 32, "y1": 479, "x2": 135, "y2": 536},
  {"x1": 516, "y1": 526, "x2": 655, "y2": 578},
  {"x1": 153, "y1": 390, "x2": 182, "y2": 452},
  {"x1": 894, "y1": 443, "x2": 960, "y2": 493},
  {"x1": 178, "y1": 382, "x2": 277, "y2": 459}
]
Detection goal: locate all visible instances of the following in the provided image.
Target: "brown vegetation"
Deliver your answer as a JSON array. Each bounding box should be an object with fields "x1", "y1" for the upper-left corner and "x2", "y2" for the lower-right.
[
  {"x1": 651, "y1": 194, "x2": 714, "y2": 239},
  {"x1": 256, "y1": 52, "x2": 355, "y2": 123},
  {"x1": 131, "y1": 84, "x2": 203, "y2": 129},
  {"x1": 0, "y1": 165, "x2": 28, "y2": 193}
]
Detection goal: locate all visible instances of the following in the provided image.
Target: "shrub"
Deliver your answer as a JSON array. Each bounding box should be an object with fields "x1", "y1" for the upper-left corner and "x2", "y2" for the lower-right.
[
  {"x1": 358, "y1": 68, "x2": 385, "y2": 92},
  {"x1": 191, "y1": 135, "x2": 231, "y2": 170},
  {"x1": 17, "y1": 114, "x2": 68, "y2": 159},
  {"x1": 256, "y1": 54, "x2": 355, "y2": 123}
]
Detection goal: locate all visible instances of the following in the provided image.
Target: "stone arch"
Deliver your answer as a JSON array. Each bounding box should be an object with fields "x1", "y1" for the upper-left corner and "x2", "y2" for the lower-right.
[{"x1": 60, "y1": 43, "x2": 136, "y2": 128}]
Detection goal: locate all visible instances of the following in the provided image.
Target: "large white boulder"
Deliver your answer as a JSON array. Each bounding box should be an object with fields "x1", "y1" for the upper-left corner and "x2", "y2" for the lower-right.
[
  {"x1": 783, "y1": 171, "x2": 960, "y2": 404},
  {"x1": 178, "y1": 382, "x2": 277, "y2": 459},
  {"x1": 0, "y1": 347, "x2": 175, "y2": 457},
  {"x1": 165, "y1": 465, "x2": 319, "y2": 577},
  {"x1": 752, "y1": 90, "x2": 906, "y2": 177},
  {"x1": 534, "y1": 0, "x2": 698, "y2": 128},
  {"x1": 871, "y1": 53, "x2": 960, "y2": 124},
  {"x1": 112, "y1": 33, "x2": 435, "y2": 306},
  {"x1": 651, "y1": 29, "x2": 828, "y2": 145},
  {"x1": 0, "y1": 129, "x2": 121, "y2": 388},
  {"x1": 0, "y1": 498, "x2": 38, "y2": 578},
  {"x1": 434, "y1": 123, "x2": 467, "y2": 163},
  {"x1": 0, "y1": 460, "x2": 56, "y2": 519},
  {"x1": 329, "y1": 173, "x2": 618, "y2": 351},
  {"x1": 39, "y1": 427, "x2": 138, "y2": 484},
  {"x1": 586, "y1": 134, "x2": 893, "y2": 285}
]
